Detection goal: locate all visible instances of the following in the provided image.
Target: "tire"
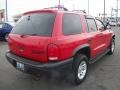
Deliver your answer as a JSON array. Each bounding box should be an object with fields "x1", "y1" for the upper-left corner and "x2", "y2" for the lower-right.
[
  {"x1": 73, "y1": 54, "x2": 88, "y2": 85},
  {"x1": 5, "y1": 33, "x2": 9, "y2": 41},
  {"x1": 108, "y1": 38, "x2": 115, "y2": 55}
]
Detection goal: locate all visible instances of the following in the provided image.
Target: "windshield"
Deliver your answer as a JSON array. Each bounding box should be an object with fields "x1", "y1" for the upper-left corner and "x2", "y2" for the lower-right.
[
  {"x1": 12, "y1": 13, "x2": 55, "y2": 36},
  {"x1": 0, "y1": 23, "x2": 5, "y2": 28}
]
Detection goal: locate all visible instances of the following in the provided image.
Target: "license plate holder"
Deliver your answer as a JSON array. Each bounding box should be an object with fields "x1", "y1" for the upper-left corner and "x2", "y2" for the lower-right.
[{"x1": 16, "y1": 62, "x2": 24, "y2": 71}]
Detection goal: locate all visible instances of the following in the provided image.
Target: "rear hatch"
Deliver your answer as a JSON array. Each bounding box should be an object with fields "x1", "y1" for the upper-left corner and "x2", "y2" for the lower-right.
[{"x1": 8, "y1": 12, "x2": 56, "y2": 62}]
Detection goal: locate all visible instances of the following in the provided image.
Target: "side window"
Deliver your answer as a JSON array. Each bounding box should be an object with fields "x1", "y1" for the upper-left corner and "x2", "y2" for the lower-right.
[
  {"x1": 2, "y1": 23, "x2": 6, "y2": 28},
  {"x1": 96, "y1": 20, "x2": 104, "y2": 30},
  {"x1": 62, "y1": 13, "x2": 82, "y2": 35},
  {"x1": 86, "y1": 18, "x2": 97, "y2": 32}
]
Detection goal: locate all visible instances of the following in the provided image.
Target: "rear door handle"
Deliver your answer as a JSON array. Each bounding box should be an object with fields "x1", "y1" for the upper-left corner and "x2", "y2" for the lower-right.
[{"x1": 88, "y1": 37, "x2": 93, "y2": 42}]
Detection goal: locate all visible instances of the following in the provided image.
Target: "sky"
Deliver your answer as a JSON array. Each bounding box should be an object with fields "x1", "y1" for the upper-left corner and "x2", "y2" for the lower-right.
[{"x1": 0, "y1": 0, "x2": 119, "y2": 21}]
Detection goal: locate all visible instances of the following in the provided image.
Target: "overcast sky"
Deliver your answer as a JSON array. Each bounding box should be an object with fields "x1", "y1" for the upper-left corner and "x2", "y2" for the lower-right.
[{"x1": 0, "y1": 0, "x2": 119, "y2": 21}]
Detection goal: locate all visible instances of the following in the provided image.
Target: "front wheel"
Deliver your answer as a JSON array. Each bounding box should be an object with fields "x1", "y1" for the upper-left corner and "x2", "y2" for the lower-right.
[
  {"x1": 108, "y1": 38, "x2": 115, "y2": 55},
  {"x1": 73, "y1": 54, "x2": 88, "y2": 84}
]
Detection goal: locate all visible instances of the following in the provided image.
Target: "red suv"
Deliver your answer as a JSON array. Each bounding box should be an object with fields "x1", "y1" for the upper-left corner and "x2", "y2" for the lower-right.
[{"x1": 6, "y1": 8, "x2": 115, "y2": 84}]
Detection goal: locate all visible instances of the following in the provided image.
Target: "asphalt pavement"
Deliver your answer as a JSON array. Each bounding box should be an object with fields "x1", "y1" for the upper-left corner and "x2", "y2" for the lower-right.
[{"x1": 0, "y1": 27, "x2": 120, "y2": 90}]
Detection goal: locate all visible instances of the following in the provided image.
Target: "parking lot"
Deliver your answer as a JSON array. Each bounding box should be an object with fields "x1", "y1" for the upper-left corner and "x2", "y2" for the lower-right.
[{"x1": 0, "y1": 27, "x2": 120, "y2": 90}]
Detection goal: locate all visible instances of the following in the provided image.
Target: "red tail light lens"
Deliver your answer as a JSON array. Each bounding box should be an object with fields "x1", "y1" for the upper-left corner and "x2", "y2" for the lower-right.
[{"x1": 47, "y1": 44, "x2": 59, "y2": 61}]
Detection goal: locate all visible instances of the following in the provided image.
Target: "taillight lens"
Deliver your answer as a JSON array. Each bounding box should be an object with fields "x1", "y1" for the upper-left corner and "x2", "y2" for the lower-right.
[{"x1": 47, "y1": 44, "x2": 59, "y2": 61}]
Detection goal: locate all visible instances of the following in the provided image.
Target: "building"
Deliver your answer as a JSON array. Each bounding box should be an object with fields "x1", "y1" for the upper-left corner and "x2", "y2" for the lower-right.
[{"x1": 0, "y1": 9, "x2": 5, "y2": 22}]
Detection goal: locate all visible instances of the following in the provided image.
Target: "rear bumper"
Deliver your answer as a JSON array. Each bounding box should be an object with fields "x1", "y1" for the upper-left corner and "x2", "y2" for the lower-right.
[{"x1": 5, "y1": 51, "x2": 73, "y2": 73}]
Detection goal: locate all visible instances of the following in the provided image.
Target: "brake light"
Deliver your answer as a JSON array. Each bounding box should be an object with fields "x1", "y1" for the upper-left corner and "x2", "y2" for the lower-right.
[{"x1": 47, "y1": 44, "x2": 59, "y2": 61}]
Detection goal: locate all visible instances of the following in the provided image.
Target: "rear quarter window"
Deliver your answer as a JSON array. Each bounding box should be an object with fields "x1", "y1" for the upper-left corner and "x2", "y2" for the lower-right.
[
  {"x1": 62, "y1": 13, "x2": 82, "y2": 35},
  {"x1": 12, "y1": 13, "x2": 56, "y2": 36}
]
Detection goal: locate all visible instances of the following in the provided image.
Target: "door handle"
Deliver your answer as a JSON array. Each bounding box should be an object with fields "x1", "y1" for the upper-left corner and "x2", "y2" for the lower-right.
[{"x1": 88, "y1": 37, "x2": 93, "y2": 42}]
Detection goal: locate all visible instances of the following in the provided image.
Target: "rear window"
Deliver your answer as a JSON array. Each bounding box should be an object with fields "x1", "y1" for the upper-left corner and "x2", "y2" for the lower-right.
[{"x1": 12, "y1": 13, "x2": 55, "y2": 36}]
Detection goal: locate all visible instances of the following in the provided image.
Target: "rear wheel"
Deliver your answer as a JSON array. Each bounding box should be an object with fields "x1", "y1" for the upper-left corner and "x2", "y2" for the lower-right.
[
  {"x1": 73, "y1": 54, "x2": 88, "y2": 84},
  {"x1": 108, "y1": 38, "x2": 115, "y2": 55}
]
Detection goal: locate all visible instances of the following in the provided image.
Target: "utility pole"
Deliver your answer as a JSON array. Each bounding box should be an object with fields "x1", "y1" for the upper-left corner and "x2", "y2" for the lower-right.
[
  {"x1": 88, "y1": 0, "x2": 89, "y2": 14},
  {"x1": 116, "y1": 0, "x2": 118, "y2": 23},
  {"x1": 5, "y1": 0, "x2": 8, "y2": 22},
  {"x1": 72, "y1": 0, "x2": 75, "y2": 10},
  {"x1": 72, "y1": 4, "x2": 75, "y2": 10},
  {"x1": 59, "y1": 0, "x2": 60, "y2": 6},
  {"x1": 111, "y1": 8, "x2": 113, "y2": 17},
  {"x1": 104, "y1": 0, "x2": 106, "y2": 22}
]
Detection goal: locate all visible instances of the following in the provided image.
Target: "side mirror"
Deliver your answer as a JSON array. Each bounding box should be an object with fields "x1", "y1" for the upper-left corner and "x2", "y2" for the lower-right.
[
  {"x1": 104, "y1": 22, "x2": 111, "y2": 29},
  {"x1": 99, "y1": 26, "x2": 105, "y2": 31}
]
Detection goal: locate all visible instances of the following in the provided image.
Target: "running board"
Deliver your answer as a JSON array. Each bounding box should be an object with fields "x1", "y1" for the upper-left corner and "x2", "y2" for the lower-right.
[{"x1": 89, "y1": 49, "x2": 110, "y2": 64}]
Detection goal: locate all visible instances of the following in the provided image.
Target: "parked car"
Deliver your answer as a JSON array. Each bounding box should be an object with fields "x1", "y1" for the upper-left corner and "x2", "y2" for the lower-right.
[
  {"x1": 0, "y1": 22, "x2": 13, "y2": 40},
  {"x1": 109, "y1": 21, "x2": 117, "y2": 26},
  {"x1": 6, "y1": 8, "x2": 115, "y2": 84},
  {"x1": 117, "y1": 21, "x2": 120, "y2": 26}
]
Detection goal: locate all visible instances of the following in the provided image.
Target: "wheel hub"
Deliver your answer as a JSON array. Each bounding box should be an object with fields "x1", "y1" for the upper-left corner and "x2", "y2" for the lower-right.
[
  {"x1": 111, "y1": 41, "x2": 115, "y2": 52},
  {"x1": 78, "y1": 61, "x2": 87, "y2": 80}
]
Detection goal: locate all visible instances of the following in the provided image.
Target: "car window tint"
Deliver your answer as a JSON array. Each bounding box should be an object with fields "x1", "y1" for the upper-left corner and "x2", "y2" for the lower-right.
[
  {"x1": 62, "y1": 13, "x2": 82, "y2": 35},
  {"x1": 12, "y1": 13, "x2": 55, "y2": 36},
  {"x1": 86, "y1": 18, "x2": 97, "y2": 32}
]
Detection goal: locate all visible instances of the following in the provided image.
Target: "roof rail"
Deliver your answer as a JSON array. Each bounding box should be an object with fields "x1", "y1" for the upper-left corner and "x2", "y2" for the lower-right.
[
  {"x1": 44, "y1": 6, "x2": 68, "y2": 11},
  {"x1": 72, "y1": 10, "x2": 86, "y2": 13}
]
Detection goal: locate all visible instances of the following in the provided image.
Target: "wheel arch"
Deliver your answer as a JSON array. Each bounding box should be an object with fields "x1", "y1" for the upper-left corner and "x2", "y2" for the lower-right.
[{"x1": 72, "y1": 44, "x2": 91, "y2": 61}]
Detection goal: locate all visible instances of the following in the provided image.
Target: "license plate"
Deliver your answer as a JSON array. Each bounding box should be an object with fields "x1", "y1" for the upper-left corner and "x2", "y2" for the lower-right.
[{"x1": 16, "y1": 62, "x2": 24, "y2": 70}]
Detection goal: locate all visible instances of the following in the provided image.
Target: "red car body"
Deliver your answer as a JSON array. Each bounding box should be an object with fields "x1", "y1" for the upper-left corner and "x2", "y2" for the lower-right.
[{"x1": 6, "y1": 8, "x2": 115, "y2": 84}]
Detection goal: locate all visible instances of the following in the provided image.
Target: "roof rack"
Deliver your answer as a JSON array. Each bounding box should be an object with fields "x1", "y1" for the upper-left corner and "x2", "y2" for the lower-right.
[
  {"x1": 44, "y1": 6, "x2": 68, "y2": 11},
  {"x1": 72, "y1": 10, "x2": 86, "y2": 13}
]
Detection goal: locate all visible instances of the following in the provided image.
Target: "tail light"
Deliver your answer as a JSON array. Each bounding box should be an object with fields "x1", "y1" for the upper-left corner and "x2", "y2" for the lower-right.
[{"x1": 47, "y1": 44, "x2": 59, "y2": 61}]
